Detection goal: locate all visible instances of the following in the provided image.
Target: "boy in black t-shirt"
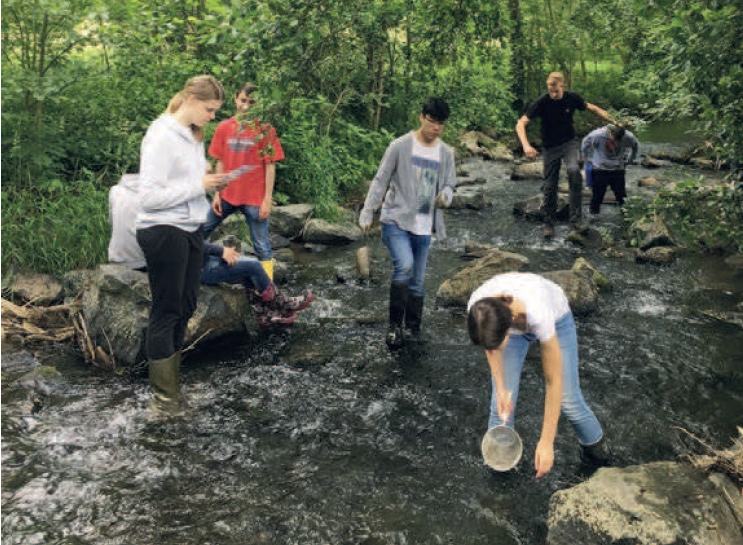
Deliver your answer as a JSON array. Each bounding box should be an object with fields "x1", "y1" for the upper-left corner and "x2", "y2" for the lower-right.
[{"x1": 515, "y1": 72, "x2": 615, "y2": 239}]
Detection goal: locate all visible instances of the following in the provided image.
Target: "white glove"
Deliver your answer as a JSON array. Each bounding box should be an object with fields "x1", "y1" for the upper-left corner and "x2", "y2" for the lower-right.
[
  {"x1": 434, "y1": 186, "x2": 454, "y2": 209},
  {"x1": 359, "y1": 207, "x2": 373, "y2": 231}
]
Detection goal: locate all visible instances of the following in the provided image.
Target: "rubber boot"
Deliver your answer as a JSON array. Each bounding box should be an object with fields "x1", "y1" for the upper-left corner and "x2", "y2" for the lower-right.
[
  {"x1": 260, "y1": 259, "x2": 275, "y2": 281},
  {"x1": 387, "y1": 282, "x2": 408, "y2": 350},
  {"x1": 254, "y1": 283, "x2": 313, "y2": 328},
  {"x1": 405, "y1": 295, "x2": 424, "y2": 339},
  {"x1": 148, "y1": 351, "x2": 181, "y2": 414},
  {"x1": 580, "y1": 437, "x2": 615, "y2": 467}
]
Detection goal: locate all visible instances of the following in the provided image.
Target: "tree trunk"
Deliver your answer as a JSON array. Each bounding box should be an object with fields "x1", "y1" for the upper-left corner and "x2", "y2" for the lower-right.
[{"x1": 508, "y1": 0, "x2": 526, "y2": 112}]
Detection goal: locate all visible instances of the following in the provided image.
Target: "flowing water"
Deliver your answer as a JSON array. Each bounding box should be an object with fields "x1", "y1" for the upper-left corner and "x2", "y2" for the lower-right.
[{"x1": 2, "y1": 149, "x2": 742, "y2": 544}]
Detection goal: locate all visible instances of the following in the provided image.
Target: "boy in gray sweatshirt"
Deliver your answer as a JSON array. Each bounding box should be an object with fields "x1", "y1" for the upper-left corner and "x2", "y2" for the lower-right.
[
  {"x1": 359, "y1": 98, "x2": 457, "y2": 349},
  {"x1": 581, "y1": 124, "x2": 640, "y2": 222}
]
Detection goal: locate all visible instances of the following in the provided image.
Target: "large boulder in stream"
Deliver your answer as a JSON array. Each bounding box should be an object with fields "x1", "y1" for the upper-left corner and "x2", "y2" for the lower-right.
[
  {"x1": 450, "y1": 184, "x2": 494, "y2": 210},
  {"x1": 630, "y1": 216, "x2": 677, "y2": 251},
  {"x1": 301, "y1": 218, "x2": 363, "y2": 245},
  {"x1": 82, "y1": 265, "x2": 250, "y2": 370},
  {"x1": 436, "y1": 251, "x2": 600, "y2": 314},
  {"x1": 269, "y1": 204, "x2": 315, "y2": 239},
  {"x1": 511, "y1": 161, "x2": 544, "y2": 180},
  {"x1": 546, "y1": 462, "x2": 743, "y2": 545},
  {"x1": 435, "y1": 250, "x2": 530, "y2": 308},
  {"x1": 513, "y1": 195, "x2": 570, "y2": 222}
]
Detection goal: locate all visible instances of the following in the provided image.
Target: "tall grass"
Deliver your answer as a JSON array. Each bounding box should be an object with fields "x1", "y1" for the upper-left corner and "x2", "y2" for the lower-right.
[{"x1": 2, "y1": 180, "x2": 110, "y2": 276}]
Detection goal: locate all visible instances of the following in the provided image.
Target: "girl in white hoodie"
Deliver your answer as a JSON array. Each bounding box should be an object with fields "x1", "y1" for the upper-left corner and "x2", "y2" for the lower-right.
[{"x1": 136, "y1": 75, "x2": 230, "y2": 413}]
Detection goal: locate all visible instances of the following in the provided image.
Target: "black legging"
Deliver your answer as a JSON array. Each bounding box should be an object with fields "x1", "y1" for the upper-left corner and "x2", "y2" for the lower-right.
[
  {"x1": 590, "y1": 169, "x2": 626, "y2": 214},
  {"x1": 136, "y1": 225, "x2": 204, "y2": 360}
]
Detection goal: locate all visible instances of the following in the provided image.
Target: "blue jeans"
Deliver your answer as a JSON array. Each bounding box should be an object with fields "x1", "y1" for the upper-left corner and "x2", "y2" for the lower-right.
[
  {"x1": 202, "y1": 199, "x2": 272, "y2": 262},
  {"x1": 488, "y1": 312, "x2": 603, "y2": 446},
  {"x1": 200, "y1": 255, "x2": 270, "y2": 293},
  {"x1": 381, "y1": 222, "x2": 432, "y2": 297}
]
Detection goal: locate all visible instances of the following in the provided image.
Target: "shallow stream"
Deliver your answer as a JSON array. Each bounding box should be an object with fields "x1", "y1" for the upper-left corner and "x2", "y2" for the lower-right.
[{"x1": 2, "y1": 147, "x2": 742, "y2": 544}]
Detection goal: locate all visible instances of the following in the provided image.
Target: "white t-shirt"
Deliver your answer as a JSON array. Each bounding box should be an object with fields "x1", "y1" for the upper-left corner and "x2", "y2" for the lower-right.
[
  {"x1": 467, "y1": 273, "x2": 571, "y2": 341},
  {"x1": 411, "y1": 139, "x2": 441, "y2": 235}
]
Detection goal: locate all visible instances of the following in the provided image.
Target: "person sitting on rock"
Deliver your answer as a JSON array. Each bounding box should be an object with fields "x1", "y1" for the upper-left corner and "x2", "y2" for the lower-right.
[
  {"x1": 108, "y1": 173, "x2": 312, "y2": 330},
  {"x1": 467, "y1": 272, "x2": 613, "y2": 477}
]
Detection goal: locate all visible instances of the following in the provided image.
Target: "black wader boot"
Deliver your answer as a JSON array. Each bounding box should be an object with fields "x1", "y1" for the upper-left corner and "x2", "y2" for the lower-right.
[
  {"x1": 405, "y1": 295, "x2": 425, "y2": 339},
  {"x1": 580, "y1": 437, "x2": 615, "y2": 467},
  {"x1": 149, "y1": 351, "x2": 182, "y2": 414},
  {"x1": 387, "y1": 282, "x2": 408, "y2": 349}
]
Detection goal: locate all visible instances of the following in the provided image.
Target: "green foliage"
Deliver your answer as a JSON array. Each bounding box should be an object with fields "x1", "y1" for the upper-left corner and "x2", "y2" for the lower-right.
[
  {"x1": 275, "y1": 97, "x2": 393, "y2": 220},
  {"x1": 623, "y1": 180, "x2": 743, "y2": 254},
  {"x1": 1, "y1": 0, "x2": 106, "y2": 188},
  {"x1": 1, "y1": 181, "x2": 110, "y2": 276},
  {"x1": 627, "y1": 1, "x2": 743, "y2": 161}
]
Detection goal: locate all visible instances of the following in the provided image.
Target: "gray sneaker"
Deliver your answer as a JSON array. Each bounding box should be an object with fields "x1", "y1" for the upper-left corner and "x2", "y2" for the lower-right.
[{"x1": 588, "y1": 213, "x2": 600, "y2": 225}]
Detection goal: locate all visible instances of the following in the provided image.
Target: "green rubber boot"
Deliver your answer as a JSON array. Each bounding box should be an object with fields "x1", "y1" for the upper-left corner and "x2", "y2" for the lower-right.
[{"x1": 148, "y1": 351, "x2": 181, "y2": 414}]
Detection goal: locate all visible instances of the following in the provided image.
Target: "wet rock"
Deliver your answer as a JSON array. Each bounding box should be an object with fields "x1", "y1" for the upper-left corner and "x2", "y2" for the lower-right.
[
  {"x1": 1, "y1": 350, "x2": 40, "y2": 374},
  {"x1": 631, "y1": 216, "x2": 676, "y2": 251},
  {"x1": 460, "y1": 130, "x2": 497, "y2": 157},
  {"x1": 435, "y1": 249, "x2": 530, "y2": 308},
  {"x1": 566, "y1": 227, "x2": 605, "y2": 249},
  {"x1": 690, "y1": 158, "x2": 717, "y2": 170},
  {"x1": 270, "y1": 233, "x2": 292, "y2": 250},
  {"x1": 302, "y1": 219, "x2": 362, "y2": 245},
  {"x1": 62, "y1": 270, "x2": 96, "y2": 300},
  {"x1": 302, "y1": 243, "x2": 329, "y2": 253},
  {"x1": 8, "y1": 270, "x2": 63, "y2": 305},
  {"x1": 82, "y1": 265, "x2": 250, "y2": 370},
  {"x1": 482, "y1": 143, "x2": 515, "y2": 162},
  {"x1": 456, "y1": 176, "x2": 488, "y2": 188},
  {"x1": 724, "y1": 254, "x2": 743, "y2": 271},
  {"x1": 641, "y1": 157, "x2": 675, "y2": 169},
  {"x1": 636, "y1": 246, "x2": 676, "y2": 265},
  {"x1": 450, "y1": 186, "x2": 493, "y2": 210},
  {"x1": 18, "y1": 366, "x2": 62, "y2": 396},
  {"x1": 543, "y1": 269, "x2": 599, "y2": 316},
  {"x1": 463, "y1": 242, "x2": 497, "y2": 259},
  {"x1": 648, "y1": 148, "x2": 692, "y2": 164},
  {"x1": 269, "y1": 204, "x2": 315, "y2": 239},
  {"x1": 572, "y1": 258, "x2": 611, "y2": 290},
  {"x1": 510, "y1": 161, "x2": 543, "y2": 180},
  {"x1": 637, "y1": 176, "x2": 663, "y2": 189},
  {"x1": 546, "y1": 462, "x2": 743, "y2": 545},
  {"x1": 513, "y1": 195, "x2": 570, "y2": 222}
]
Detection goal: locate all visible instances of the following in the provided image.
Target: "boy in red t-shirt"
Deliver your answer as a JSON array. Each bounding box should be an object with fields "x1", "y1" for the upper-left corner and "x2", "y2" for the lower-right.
[{"x1": 204, "y1": 82, "x2": 285, "y2": 279}]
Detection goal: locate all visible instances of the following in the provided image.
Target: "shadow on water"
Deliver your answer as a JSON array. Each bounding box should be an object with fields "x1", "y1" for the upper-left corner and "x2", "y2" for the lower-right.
[{"x1": 2, "y1": 154, "x2": 742, "y2": 544}]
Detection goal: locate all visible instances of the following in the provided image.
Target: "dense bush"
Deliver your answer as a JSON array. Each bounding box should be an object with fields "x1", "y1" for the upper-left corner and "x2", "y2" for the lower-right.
[{"x1": 624, "y1": 179, "x2": 743, "y2": 254}]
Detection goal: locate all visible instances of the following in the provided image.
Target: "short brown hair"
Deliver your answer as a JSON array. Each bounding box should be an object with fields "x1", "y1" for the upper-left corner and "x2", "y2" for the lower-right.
[{"x1": 467, "y1": 297, "x2": 513, "y2": 350}]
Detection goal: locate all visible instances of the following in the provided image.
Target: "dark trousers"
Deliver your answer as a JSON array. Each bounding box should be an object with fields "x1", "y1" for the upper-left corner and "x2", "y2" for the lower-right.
[
  {"x1": 590, "y1": 169, "x2": 626, "y2": 214},
  {"x1": 137, "y1": 225, "x2": 204, "y2": 360},
  {"x1": 542, "y1": 139, "x2": 583, "y2": 224}
]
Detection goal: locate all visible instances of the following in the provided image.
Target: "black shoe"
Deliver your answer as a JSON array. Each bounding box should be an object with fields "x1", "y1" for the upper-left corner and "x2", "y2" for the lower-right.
[
  {"x1": 386, "y1": 324, "x2": 405, "y2": 350},
  {"x1": 580, "y1": 438, "x2": 615, "y2": 467},
  {"x1": 543, "y1": 223, "x2": 555, "y2": 240}
]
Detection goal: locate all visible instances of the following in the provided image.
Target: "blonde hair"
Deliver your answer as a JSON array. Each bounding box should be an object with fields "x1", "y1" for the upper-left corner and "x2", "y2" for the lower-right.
[
  {"x1": 547, "y1": 72, "x2": 565, "y2": 85},
  {"x1": 166, "y1": 75, "x2": 225, "y2": 141}
]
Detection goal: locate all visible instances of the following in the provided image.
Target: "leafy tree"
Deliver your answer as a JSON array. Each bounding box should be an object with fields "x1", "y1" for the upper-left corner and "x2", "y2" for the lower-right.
[
  {"x1": 1, "y1": 0, "x2": 103, "y2": 187},
  {"x1": 628, "y1": 0, "x2": 743, "y2": 161}
]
